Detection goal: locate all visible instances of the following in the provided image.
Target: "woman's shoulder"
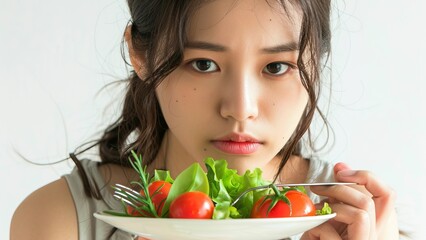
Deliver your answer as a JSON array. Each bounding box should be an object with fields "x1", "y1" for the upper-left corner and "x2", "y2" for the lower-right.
[{"x1": 10, "y1": 178, "x2": 78, "y2": 240}]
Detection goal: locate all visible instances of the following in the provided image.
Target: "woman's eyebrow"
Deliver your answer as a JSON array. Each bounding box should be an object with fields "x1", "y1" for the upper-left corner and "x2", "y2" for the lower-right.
[
  {"x1": 261, "y1": 42, "x2": 299, "y2": 53},
  {"x1": 185, "y1": 41, "x2": 228, "y2": 51},
  {"x1": 185, "y1": 41, "x2": 299, "y2": 53}
]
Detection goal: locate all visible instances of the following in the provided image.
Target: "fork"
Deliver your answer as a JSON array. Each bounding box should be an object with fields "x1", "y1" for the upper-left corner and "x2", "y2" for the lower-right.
[
  {"x1": 230, "y1": 182, "x2": 355, "y2": 206},
  {"x1": 113, "y1": 184, "x2": 143, "y2": 209}
]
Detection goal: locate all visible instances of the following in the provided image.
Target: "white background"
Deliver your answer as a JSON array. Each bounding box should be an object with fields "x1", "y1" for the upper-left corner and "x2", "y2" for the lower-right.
[{"x1": 1, "y1": 0, "x2": 425, "y2": 239}]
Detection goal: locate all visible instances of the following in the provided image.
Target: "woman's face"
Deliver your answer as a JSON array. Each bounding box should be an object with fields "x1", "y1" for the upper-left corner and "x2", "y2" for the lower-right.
[{"x1": 155, "y1": 0, "x2": 307, "y2": 176}]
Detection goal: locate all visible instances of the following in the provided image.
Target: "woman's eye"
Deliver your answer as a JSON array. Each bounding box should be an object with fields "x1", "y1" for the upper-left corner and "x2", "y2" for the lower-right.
[
  {"x1": 263, "y1": 62, "x2": 290, "y2": 75},
  {"x1": 191, "y1": 59, "x2": 219, "y2": 73}
]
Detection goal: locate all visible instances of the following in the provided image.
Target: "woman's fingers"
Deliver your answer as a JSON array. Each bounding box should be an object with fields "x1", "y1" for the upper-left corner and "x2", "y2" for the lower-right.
[
  {"x1": 311, "y1": 185, "x2": 376, "y2": 216},
  {"x1": 308, "y1": 163, "x2": 398, "y2": 239},
  {"x1": 301, "y1": 222, "x2": 342, "y2": 240},
  {"x1": 329, "y1": 202, "x2": 372, "y2": 239},
  {"x1": 303, "y1": 201, "x2": 373, "y2": 240},
  {"x1": 333, "y1": 162, "x2": 351, "y2": 174},
  {"x1": 334, "y1": 166, "x2": 398, "y2": 239},
  {"x1": 335, "y1": 168, "x2": 389, "y2": 198},
  {"x1": 334, "y1": 164, "x2": 396, "y2": 219},
  {"x1": 311, "y1": 185, "x2": 377, "y2": 239}
]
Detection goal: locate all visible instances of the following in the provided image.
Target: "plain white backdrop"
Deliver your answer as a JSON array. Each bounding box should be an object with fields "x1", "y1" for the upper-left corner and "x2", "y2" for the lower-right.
[{"x1": 1, "y1": 0, "x2": 425, "y2": 239}]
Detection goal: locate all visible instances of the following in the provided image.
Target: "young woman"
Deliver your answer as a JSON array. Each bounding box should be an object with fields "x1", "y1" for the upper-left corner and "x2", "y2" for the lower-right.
[{"x1": 10, "y1": 0, "x2": 399, "y2": 239}]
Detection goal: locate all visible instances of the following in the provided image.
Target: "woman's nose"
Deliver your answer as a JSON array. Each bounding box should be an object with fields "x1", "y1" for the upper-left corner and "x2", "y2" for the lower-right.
[{"x1": 219, "y1": 72, "x2": 259, "y2": 122}]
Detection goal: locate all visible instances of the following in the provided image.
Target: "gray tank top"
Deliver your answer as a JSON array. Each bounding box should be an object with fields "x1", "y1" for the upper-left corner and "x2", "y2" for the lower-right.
[
  {"x1": 63, "y1": 160, "x2": 134, "y2": 240},
  {"x1": 63, "y1": 158, "x2": 334, "y2": 240}
]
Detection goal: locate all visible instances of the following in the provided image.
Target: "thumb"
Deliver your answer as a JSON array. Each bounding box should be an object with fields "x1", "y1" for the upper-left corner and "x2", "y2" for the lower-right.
[{"x1": 333, "y1": 162, "x2": 351, "y2": 176}]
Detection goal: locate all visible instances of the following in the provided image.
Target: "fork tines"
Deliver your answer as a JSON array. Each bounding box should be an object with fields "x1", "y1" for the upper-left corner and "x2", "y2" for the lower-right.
[{"x1": 113, "y1": 184, "x2": 143, "y2": 208}]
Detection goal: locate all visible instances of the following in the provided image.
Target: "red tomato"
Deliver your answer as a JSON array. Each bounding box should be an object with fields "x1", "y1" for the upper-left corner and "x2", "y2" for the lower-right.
[
  {"x1": 145, "y1": 180, "x2": 172, "y2": 215},
  {"x1": 126, "y1": 205, "x2": 144, "y2": 217},
  {"x1": 285, "y1": 190, "x2": 316, "y2": 217},
  {"x1": 169, "y1": 191, "x2": 214, "y2": 219},
  {"x1": 251, "y1": 196, "x2": 290, "y2": 218},
  {"x1": 126, "y1": 180, "x2": 172, "y2": 217},
  {"x1": 251, "y1": 190, "x2": 315, "y2": 218}
]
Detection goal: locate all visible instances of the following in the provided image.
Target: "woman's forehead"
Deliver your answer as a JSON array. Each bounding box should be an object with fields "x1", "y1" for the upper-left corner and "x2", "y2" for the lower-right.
[{"x1": 186, "y1": 0, "x2": 302, "y2": 49}]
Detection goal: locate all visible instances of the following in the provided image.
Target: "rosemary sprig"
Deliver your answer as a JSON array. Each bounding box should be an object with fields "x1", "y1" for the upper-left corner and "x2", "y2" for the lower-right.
[{"x1": 115, "y1": 150, "x2": 160, "y2": 218}]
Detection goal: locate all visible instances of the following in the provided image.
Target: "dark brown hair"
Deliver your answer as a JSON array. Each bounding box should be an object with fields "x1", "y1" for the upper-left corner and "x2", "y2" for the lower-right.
[{"x1": 75, "y1": 0, "x2": 332, "y2": 198}]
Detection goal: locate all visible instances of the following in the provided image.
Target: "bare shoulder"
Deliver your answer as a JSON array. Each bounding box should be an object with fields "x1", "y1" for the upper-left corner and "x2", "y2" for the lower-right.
[{"x1": 10, "y1": 178, "x2": 78, "y2": 240}]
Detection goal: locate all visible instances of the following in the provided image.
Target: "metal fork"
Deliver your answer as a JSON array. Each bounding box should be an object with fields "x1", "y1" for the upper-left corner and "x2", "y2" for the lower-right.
[{"x1": 113, "y1": 183, "x2": 143, "y2": 209}]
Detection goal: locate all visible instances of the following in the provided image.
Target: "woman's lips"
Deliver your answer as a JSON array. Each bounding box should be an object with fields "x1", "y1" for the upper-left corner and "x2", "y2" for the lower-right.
[
  {"x1": 211, "y1": 134, "x2": 261, "y2": 155},
  {"x1": 212, "y1": 141, "x2": 261, "y2": 154}
]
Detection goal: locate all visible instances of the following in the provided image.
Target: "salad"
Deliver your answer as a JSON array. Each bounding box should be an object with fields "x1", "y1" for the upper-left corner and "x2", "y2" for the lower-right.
[{"x1": 107, "y1": 150, "x2": 332, "y2": 219}]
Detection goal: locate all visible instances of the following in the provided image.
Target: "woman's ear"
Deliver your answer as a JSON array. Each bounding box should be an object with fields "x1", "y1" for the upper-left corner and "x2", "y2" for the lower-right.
[{"x1": 125, "y1": 25, "x2": 145, "y2": 78}]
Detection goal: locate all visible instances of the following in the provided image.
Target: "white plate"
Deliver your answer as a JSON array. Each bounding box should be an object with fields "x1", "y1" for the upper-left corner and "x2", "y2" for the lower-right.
[{"x1": 94, "y1": 212, "x2": 336, "y2": 240}]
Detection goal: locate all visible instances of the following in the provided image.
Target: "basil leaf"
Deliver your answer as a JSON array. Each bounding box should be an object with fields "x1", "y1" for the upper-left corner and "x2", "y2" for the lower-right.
[
  {"x1": 161, "y1": 163, "x2": 209, "y2": 216},
  {"x1": 152, "y1": 169, "x2": 174, "y2": 184}
]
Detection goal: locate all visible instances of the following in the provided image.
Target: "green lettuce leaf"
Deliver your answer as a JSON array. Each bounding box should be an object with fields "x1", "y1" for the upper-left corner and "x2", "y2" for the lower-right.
[
  {"x1": 316, "y1": 202, "x2": 332, "y2": 215},
  {"x1": 205, "y1": 158, "x2": 270, "y2": 219}
]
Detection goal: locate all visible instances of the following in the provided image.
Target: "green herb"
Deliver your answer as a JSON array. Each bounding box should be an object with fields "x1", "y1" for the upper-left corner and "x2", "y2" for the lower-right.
[
  {"x1": 108, "y1": 150, "x2": 160, "y2": 217},
  {"x1": 264, "y1": 184, "x2": 291, "y2": 216},
  {"x1": 316, "y1": 202, "x2": 332, "y2": 215},
  {"x1": 204, "y1": 158, "x2": 271, "y2": 219},
  {"x1": 152, "y1": 169, "x2": 174, "y2": 184},
  {"x1": 161, "y1": 162, "x2": 209, "y2": 216}
]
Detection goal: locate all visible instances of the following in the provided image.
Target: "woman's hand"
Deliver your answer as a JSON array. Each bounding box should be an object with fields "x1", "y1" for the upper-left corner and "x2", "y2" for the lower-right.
[{"x1": 301, "y1": 162, "x2": 399, "y2": 240}]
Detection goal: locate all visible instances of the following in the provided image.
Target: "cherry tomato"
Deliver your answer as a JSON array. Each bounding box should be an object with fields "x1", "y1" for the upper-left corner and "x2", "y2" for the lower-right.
[
  {"x1": 285, "y1": 190, "x2": 316, "y2": 217},
  {"x1": 251, "y1": 190, "x2": 315, "y2": 218},
  {"x1": 126, "y1": 180, "x2": 172, "y2": 217},
  {"x1": 126, "y1": 205, "x2": 144, "y2": 217},
  {"x1": 169, "y1": 191, "x2": 214, "y2": 219},
  {"x1": 251, "y1": 196, "x2": 290, "y2": 218},
  {"x1": 145, "y1": 180, "x2": 172, "y2": 215}
]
